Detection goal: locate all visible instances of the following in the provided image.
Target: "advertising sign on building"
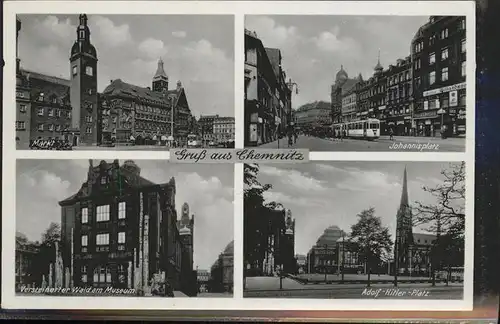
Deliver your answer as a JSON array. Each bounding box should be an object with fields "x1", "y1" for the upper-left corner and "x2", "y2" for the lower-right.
[
  {"x1": 423, "y1": 101, "x2": 428, "y2": 110},
  {"x1": 449, "y1": 90, "x2": 458, "y2": 107}
]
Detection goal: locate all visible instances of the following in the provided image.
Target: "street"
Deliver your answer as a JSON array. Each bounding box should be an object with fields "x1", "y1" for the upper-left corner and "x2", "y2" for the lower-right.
[
  {"x1": 244, "y1": 277, "x2": 463, "y2": 299},
  {"x1": 197, "y1": 292, "x2": 233, "y2": 298},
  {"x1": 257, "y1": 135, "x2": 466, "y2": 152},
  {"x1": 72, "y1": 145, "x2": 222, "y2": 151}
]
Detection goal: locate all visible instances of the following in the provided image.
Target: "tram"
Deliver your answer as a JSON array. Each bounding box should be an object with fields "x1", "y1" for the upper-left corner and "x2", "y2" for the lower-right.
[
  {"x1": 332, "y1": 118, "x2": 381, "y2": 140},
  {"x1": 187, "y1": 134, "x2": 200, "y2": 148}
]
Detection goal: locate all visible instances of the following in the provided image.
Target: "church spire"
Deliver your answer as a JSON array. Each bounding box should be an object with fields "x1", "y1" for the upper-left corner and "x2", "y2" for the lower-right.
[
  {"x1": 399, "y1": 165, "x2": 409, "y2": 208},
  {"x1": 152, "y1": 57, "x2": 169, "y2": 92},
  {"x1": 374, "y1": 49, "x2": 383, "y2": 73}
]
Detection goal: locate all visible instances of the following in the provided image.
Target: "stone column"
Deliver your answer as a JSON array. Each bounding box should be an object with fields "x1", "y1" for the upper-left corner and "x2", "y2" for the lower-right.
[
  {"x1": 127, "y1": 261, "x2": 132, "y2": 289},
  {"x1": 65, "y1": 268, "x2": 70, "y2": 288},
  {"x1": 48, "y1": 263, "x2": 53, "y2": 288},
  {"x1": 143, "y1": 215, "x2": 149, "y2": 288},
  {"x1": 55, "y1": 241, "x2": 63, "y2": 288},
  {"x1": 70, "y1": 228, "x2": 74, "y2": 288}
]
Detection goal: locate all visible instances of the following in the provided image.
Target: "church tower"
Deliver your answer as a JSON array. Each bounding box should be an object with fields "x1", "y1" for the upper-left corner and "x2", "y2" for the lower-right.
[
  {"x1": 179, "y1": 203, "x2": 194, "y2": 268},
  {"x1": 395, "y1": 166, "x2": 414, "y2": 274},
  {"x1": 70, "y1": 14, "x2": 98, "y2": 145},
  {"x1": 152, "y1": 58, "x2": 169, "y2": 92}
]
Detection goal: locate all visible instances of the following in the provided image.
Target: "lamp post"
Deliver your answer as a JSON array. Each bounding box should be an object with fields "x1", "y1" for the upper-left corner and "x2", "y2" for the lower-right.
[
  {"x1": 286, "y1": 78, "x2": 299, "y2": 144},
  {"x1": 324, "y1": 244, "x2": 328, "y2": 283},
  {"x1": 341, "y1": 232, "x2": 345, "y2": 282}
]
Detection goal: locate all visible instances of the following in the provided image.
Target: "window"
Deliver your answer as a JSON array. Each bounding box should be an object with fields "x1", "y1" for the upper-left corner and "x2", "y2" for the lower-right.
[
  {"x1": 442, "y1": 97, "x2": 449, "y2": 108},
  {"x1": 429, "y1": 71, "x2": 436, "y2": 85},
  {"x1": 86, "y1": 115, "x2": 93, "y2": 123},
  {"x1": 441, "y1": 48, "x2": 449, "y2": 60},
  {"x1": 20, "y1": 104, "x2": 27, "y2": 113},
  {"x1": 38, "y1": 93, "x2": 44, "y2": 101},
  {"x1": 440, "y1": 28, "x2": 449, "y2": 39},
  {"x1": 72, "y1": 66, "x2": 78, "y2": 76},
  {"x1": 93, "y1": 265, "x2": 111, "y2": 284},
  {"x1": 117, "y1": 264, "x2": 127, "y2": 283},
  {"x1": 81, "y1": 235, "x2": 88, "y2": 246},
  {"x1": 37, "y1": 108, "x2": 44, "y2": 116},
  {"x1": 48, "y1": 124, "x2": 54, "y2": 131},
  {"x1": 441, "y1": 67, "x2": 449, "y2": 81},
  {"x1": 52, "y1": 97, "x2": 57, "y2": 104},
  {"x1": 57, "y1": 110, "x2": 62, "y2": 117},
  {"x1": 461, "y1": 39, "x2": 466, "y2": 53},
  {"x1": 414, "y1": 59, "x2": 421, "y2": 70},
  {"x1": 460, "y1": 18, "x2": 466, "y2": 30},
  {"x1": 429, "y1": 53, "x2": 436, "y2": 65},
  {"x1": 81, "y1": 207, "x2": 88, "y2": 223},
  {"x1": 96, "y1": 233, "x2": 109, "y2": 245},
  {"x1": 461, "y1": 61, "x2": 466, "y2": 77},
  {"x1": 79, "y1": 30, "x2": 85, "y2": 39},
  {"x1": 101, "y1": 177, "x2": 107, "y2": 185},
  {"x1": 118, "y1": 202, "x2": 126, "y2": 219},
  {"x1": 118, "y1": 232, "x2": 126, "y2": 244},
  {"x1": 85, "y1": 66, "x2": 93, "y2": 76},
  {"x1": 56, "y1": 125, "x2": 61, "y2": 131},
  {"x1": 424, "y1": 100, "x2": 429, "y2": 110},
  {"x1": 86, "y1": 127, "x2": 92, "y2": 134},
  {"x1": 67, "y1": 111, "x2": 72, "y2": 118},
  {"x1": 96, "y1": 205, "x2": 110, "y2": 222},
  {"x1": 48, "y1": 108, "x2": 54, "y2": 117},
  {"x1": 15, "y1": 121, "x2": 26, "y2": 130},
  {"x1": 429, "y1": 35, "x2": 436, "y2": 46},
  {"x1": 37, "y1": 123, "x2": 44, "y2": 131}
]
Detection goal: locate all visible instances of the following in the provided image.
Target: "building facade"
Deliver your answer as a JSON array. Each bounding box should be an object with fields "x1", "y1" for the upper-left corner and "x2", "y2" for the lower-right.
[
  {"x1": 306, "y1": 225, "x2": 363, "y2": 274},
  {"x1": 15, "y1": 234, "x2": 40, "y2": 289},
  {"x1": 213, "y1": 116, "x2": 235, "y2": 144},
  {"x1": 15, "y1": 14, "x2": 194, "y2": 149},
  {"x1": 58, "y1": 160, "x2": 195, "y2": 295},
  {"x1": 244, "y1": 29, "x2": 292, "y2": 146},
  {"x1": 411, "y1": 16, "x2": 467, "y2": 137},
  {"x1": 198, "y1": 114, "x2": 219, "y2": 144},
  {"x1": 209, "y1": 241, "x2": 234, "y2": 293},
  {"x1": 294, "y1": 101, "x2": 331, "y2": 130},
  {"x1": 384, "y1": 57, "x2": 413, "y2": 136},
  {"x1": 331, "y1": 66, "x2": 360, "y2": 124}
]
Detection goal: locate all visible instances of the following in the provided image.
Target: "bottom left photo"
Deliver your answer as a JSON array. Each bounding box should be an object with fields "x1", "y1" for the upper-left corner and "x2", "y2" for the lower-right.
[{"x1": 15, "y1": 159, "x2": 234, "y2": 298}]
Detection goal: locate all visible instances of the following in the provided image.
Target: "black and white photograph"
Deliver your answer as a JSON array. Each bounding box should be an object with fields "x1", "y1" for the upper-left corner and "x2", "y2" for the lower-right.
[
  {"x1": 15, "y1": 159, "x2": 234, "y2": 297},
  {"x1": 243, "y1": 162, "x2": 466, "y2": 299},
  {"x1": 244, "y1": 15, "x2": 468, "y2": 152},
  {"x1": 15, "y1": 14, "x2": 235, "y2": 150}
]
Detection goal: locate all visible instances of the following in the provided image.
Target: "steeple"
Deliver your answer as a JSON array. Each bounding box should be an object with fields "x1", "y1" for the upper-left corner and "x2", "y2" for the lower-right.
[
  {"x1": 399, "y1": 165, "x2": 409, "y2": 208},
  {"x1": 152, "y1": 57, "x2": 169, "y2": 92},
  {"x1": 374, "y1": 49, "x2": 383, "y2": 73}
]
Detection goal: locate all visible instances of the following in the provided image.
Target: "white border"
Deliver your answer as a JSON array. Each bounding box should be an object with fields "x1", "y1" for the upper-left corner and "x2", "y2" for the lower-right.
[{"x1": 2, "y1": 0, "x2": 475, "y2": 311}]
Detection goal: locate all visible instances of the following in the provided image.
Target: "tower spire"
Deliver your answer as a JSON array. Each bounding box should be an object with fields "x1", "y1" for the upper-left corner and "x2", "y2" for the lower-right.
[
  {"x1": 374, "y1": 49, "x2": 383, "y2": 72},
  {"x1": 152, "y1": 57, "x2": 168, "y2": 92},
  {"x1": 399, "y1": 165, "x2": 409, "y2": 208}
]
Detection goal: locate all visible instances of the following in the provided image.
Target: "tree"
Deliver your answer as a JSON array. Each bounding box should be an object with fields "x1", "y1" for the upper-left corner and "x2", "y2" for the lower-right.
[
  {"x1": 243, "y1": 163, "x2": 272, "y2": 278},
  {"x1": 41, "y1": 222, "x2": 61, "y2": 247},
  {"x1": 349, "y1": 208, "x2": 393, "y2": 286},
  {"x1": 413, "y1": 162, "x2": 465, "y2": 236}
]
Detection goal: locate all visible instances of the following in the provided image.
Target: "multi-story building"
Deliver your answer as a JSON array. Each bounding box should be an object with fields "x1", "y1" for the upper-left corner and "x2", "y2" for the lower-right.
[
  {"x1": 245, "y1": 207, "x2": 295, "y2": 276},
  {"x1": 15, "y1": 14, "x2": 193, "y2": 149},
  {"x1": 331, "y1": 66, "x2": 360, "y2": 124},
  {"x1": 295, "y1": 254, "x2": 307, "y2": 274},
  {"x1": 411, "y1": 16, "x2": 467, "y2": 137},
  {"x1": 294, "y1": 101, "x2": 331, "y2": 130},
  {"x1": 58, "y1": 160, "x2": 196, "y2": 295},
  {"x1": 196, "y1": 269, "x2": 210, "y2": 292},
  {"x1": 209, "y1": 240, "x2": 234, "y2": 293},
  {"x1": 341, "y1": 84, "x2": 359, "y2": 123},
  {"x1": 213, "y1": 116, "x2": 235, "y2": 144},
  {"x1": 385, "y1": 57, "x2": 413, "y2": 136},
  {"x1": 15, "y1": 233, "x2": 40, "y2": 289},
  {"x1": 244, "y1": 29, "x2": 292, "y2": 146},
  {"x1": 198, "y1": 114, "x2": 219, "y2": 144},
  {"x1": 306, "y1": 225, "x2": 363, "y2": 274}
]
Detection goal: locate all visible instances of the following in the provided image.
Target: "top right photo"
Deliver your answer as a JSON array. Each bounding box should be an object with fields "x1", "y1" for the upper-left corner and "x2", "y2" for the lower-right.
[{"x1": 244, "y1": 15, "x2": 468, "y2": 152}]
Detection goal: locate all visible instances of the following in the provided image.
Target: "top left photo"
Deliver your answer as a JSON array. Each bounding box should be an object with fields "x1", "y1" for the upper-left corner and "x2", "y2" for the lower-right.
[{"x1": 14, "y1": 14, "x2": 235, "y2": 150}]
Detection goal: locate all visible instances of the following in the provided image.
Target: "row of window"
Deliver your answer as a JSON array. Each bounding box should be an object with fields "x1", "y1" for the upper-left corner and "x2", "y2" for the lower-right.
[
  {"x1": 135, "y1": 113, "x2": 171, "y2": 122},
  {"x1": 35, "y1": 93, "x2": 68, "y2": 104},
  {"x1": 422, "y1": 94, "x2": 466, "y2": 110},
  {"x1": 35, "y1": 123, "x2": 69, "y2": 132},
  {"x1": 36, "y1": 107, "x2": 71, "y2": 118},
  {"x1": 387, "y1": 71, "x2": 411, "y2": 86},
  {"x1": 72, "y1": 65, "x2": 94, "y2": 77},
  {"x1": 81, "y1": 202, "x2": 126, "y2": 223},
  {"x1": 80, "y1": 264, "x2": 128, "y2": 284},
  {"x1": 81, "y1": 232, "x2": 126, "y2": 247},
  {"x1": 427, "y1": 62, "x2": 466, "y2": 86}
]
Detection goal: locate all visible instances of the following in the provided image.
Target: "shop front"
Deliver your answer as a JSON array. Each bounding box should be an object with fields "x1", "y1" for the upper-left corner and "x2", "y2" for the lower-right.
[{"x1": 413, "y1": 110, "x2": 440, "y2": 137}]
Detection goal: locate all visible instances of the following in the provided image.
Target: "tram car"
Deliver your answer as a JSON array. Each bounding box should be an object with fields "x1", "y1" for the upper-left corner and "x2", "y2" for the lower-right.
[{"x1": 332, "y1": 118, "x2": 381, "y2": 140}]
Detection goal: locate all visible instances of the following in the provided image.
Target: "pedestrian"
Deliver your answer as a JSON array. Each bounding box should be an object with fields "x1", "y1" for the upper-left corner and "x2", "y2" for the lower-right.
[
  {"x1": 293, "y1": 130, "x2": 298, "y2": 144},
  {"x1": 287, "y1": 130, "x2": 293, "y2": 147},
  {"x1": 389, "y1": 128, "x2": 394, "y2": 141}
]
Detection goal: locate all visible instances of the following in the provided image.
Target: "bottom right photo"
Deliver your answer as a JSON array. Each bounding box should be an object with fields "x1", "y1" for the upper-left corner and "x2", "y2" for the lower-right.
[{"x1": 243, "y1": 161, "x2": 465, "y2": 299}]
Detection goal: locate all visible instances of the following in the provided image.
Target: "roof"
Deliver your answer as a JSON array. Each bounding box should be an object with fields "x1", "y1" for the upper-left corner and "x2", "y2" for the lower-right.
[
  {"x1": 223, "y1": 240, "x2": 234, "y2": 254},
  {"x1": 59, "y1": 160, "x2": 166, "y2": 205},
  {"x1": 296, "y1": 101, "x2": 331, "y2": 112},
  {"x1": 20, "y1": 69, "x2": 71, "y2": 105},
  {"x1": 102, "y1": 79, "x2": 180, "y2": 105},
  {"x1": 314, "y1": 225, "x2": 346, "y2": 247},
  {"x1": 340, "y1": 78, "x2": 359, "y2": 95},
  {"x1": 264, "y1": 47, "x2": 281, "y2": 77}
]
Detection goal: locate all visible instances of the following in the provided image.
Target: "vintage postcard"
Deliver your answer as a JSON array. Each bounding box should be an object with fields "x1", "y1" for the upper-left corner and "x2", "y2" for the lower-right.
[
  {"x1": 244, "y1": 162, "x2": 465, "y2": 300},
  {"x1": 3, "y1": 0, "x2": 475, "y2": 313},
  {"x1": 244, "y1": 15, "x2": 471, "y2": 152},
  {"x1": 14, "y1": 13, "x2": 234, "y2": 151},
  {"x1": 15, "y1": 159, "x2": 234, "y2": 298}
]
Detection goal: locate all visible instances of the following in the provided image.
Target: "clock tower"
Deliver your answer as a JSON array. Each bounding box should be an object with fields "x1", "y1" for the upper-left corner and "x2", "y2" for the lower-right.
[{"x1": 69, "y1": 14, "x2": 98, "y2": 145}]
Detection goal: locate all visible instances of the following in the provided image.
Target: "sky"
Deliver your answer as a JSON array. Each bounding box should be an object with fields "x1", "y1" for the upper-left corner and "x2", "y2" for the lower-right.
[
  {"x1": 16, "y1": 160, "x2": 234, "y2": 270},
  {"x1": 17, "y1": 14, "x2": 234, "y2": 118},
  {"x1": 254, "y1": 161, "x2": 464, "y2": 256},
  {"x1": 245, "y1": 15, "x2": 429, "y2": 109}
]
